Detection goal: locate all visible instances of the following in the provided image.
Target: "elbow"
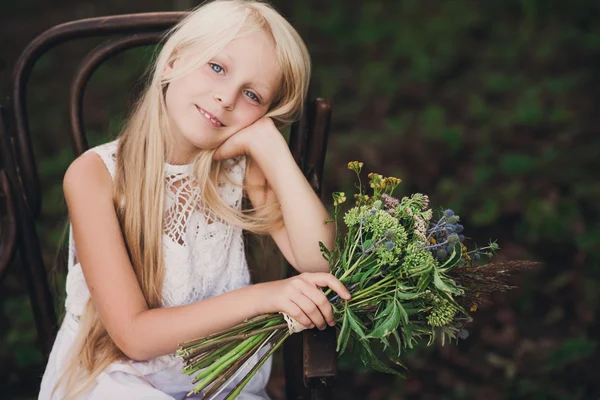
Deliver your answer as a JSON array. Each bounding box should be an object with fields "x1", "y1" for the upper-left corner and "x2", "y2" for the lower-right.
[
  {"x1": 110, "y1": 323, "x2": 152, "y2": 361},
  {"x1": 119, "y1": 338, "x2": 156, "y2": 362},
  {"x1": 120, "y1": 341, "x2": 149, "y2": 362},
  {"x1": 297, "y1": 256, "x2": 331, "y2": 274}
]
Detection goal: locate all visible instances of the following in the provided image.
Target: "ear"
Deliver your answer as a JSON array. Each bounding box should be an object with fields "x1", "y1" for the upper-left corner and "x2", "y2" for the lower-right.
[{"x1": 161, "y1": 57, "x2": 178, "y2": 79}]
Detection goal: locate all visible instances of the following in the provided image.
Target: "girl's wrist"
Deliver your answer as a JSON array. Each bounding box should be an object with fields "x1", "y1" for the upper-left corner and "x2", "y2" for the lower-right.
[
  {"x1": 247, "y1": 281, "x2": 273, "y2": 316},
  {"x1": 248, "y1": 124, "x2": 289, "y2": 164}
]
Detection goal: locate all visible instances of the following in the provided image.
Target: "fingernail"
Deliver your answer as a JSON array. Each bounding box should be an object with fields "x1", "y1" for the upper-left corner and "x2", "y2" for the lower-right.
[
  {"x1": 329, "y1": 321, "x2": 336, "y2": 327},
  {"x1": 309, "y1": 324, "x2": 315, "y2": 329}
]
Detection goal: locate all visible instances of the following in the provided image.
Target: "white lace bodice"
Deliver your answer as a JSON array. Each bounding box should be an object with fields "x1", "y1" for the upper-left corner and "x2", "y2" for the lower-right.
[{"x1": 63, "y1": 140, "x2": 251, "y2": 373}]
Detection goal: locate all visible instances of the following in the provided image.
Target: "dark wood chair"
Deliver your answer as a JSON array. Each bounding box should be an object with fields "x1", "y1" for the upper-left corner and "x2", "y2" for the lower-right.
[{"x1": 0, "y1": 13, "x2": 336, "y2": 399}]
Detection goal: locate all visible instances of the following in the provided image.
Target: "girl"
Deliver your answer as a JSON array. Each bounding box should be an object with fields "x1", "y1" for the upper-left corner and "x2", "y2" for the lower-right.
[{"x1": 38, "y1": 0, "x2": 351, "y2": 399}]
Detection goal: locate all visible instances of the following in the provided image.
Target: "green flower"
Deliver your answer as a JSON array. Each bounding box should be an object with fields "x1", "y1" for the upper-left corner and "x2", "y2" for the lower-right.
[
  {"x1": 343, "y1": 205, "x2": 370, "y2": 227},
  {"x1": 377, "y1": 245, "x2": 398, "y2": 265},
  {"x1": 398, "y1": 193, "x2": 429, "y2": 214},
  {"x1": 403, "y1": 242, "x2": 438, "y2": 275},
  {"x1": 426, "y1": 296, "x2": 458, "y2": 327},
  {"x1": 364, "y1": 210, "x2": 399, "y2": 239},
  {"x1": 421, "y1": 208, "x2": 433, "y2": 223}
]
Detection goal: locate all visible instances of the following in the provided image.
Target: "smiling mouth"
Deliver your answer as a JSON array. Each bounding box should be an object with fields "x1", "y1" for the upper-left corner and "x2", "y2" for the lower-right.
[{"x1": 196, "y1": 106, "x2": 224, "y2": 127}]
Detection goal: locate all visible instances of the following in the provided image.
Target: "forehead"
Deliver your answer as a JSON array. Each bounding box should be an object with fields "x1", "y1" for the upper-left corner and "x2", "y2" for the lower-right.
[{"x1": 218, "y1": 30, "x2": 281, "y2": 93}]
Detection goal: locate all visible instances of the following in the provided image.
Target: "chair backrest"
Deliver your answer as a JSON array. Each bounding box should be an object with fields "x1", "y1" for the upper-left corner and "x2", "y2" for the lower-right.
[
  {"x1": 0, "y1": 107, "x2": 18, "y2": 284},
  {"x1": 0, "y1": 12, "x2": 335, "y2": 398}
]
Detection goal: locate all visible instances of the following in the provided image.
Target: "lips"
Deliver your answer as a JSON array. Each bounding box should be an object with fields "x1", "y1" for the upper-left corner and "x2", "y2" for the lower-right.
[{"x1": 195, "y1": 105, "x2": 224, "y2": 127}]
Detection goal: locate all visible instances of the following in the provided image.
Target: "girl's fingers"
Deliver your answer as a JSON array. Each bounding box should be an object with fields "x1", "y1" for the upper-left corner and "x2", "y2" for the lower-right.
[
  {"x1": 291, "y1": 293, "x2": 327, "y2": 330},
  {"x1": 302, "y1": 284, "x2": 335, "y2": 327},
  {"x1": 284, "y1": 301, "x2": 313, "y2": 329},
  {"x1": 304, "y1": 273, "x2": 351, "y2": 300}
]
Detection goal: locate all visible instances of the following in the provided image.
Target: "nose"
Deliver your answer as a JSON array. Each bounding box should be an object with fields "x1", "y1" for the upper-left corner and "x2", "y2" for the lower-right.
[{"x1": 213, "y1": 92, "x2": 234, "y2": 111}]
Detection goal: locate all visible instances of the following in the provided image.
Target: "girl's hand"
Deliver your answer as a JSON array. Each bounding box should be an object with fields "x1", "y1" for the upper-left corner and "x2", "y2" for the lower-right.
[
  {"x1": 258, "y1": 272, "x2": 351, "y2": 330},
  {"x1": 213, "y1": 117, "x2": 279, "y2": 160}
]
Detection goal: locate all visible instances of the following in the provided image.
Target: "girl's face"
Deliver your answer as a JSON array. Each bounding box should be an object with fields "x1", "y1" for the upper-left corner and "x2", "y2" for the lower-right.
[{"x1": 164, "y1": 30, "x2": 281, "y2": 164}]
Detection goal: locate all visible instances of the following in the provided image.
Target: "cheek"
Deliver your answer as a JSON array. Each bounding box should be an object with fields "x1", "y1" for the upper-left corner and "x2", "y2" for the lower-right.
[
  {"x1": 164, "y1": 83, "x2": 180, "y2": 111},
  {"x1": 237, "y1": 102, "x2": 268, "y2": 124}
]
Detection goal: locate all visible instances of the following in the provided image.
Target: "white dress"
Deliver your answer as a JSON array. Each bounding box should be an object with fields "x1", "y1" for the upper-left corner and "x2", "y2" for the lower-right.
[{"x1": 39, "y1": 140, "x2": 272, "y2": 399}]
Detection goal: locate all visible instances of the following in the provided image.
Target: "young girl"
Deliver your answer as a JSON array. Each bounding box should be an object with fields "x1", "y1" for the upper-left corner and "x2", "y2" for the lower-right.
[{"x1": 38, "y1": 0, "x2": 351, "y2": 398}]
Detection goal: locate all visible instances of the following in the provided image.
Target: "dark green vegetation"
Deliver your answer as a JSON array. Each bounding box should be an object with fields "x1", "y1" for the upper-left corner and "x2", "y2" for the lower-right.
[{"x1": 1, "y1": 0, "x2": 599, "y2": 398}]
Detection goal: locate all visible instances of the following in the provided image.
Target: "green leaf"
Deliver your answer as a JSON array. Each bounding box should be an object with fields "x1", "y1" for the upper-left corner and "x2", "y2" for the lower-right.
[
  {"x1": 433, "y1": 268, "x2": 460, "y2": 294},
  {"x1": 380, "y1": 334, "x2": 392, "y2": 352},
  {"x1": 396, "y1": 301, "x2": 409, "y2": 325},
  {"x1": 374, "y1": 300, "x2": 394, "y2": 322},
  {"x1": 336, "y1": 307, "x2": 352, "y2": 354},
  {"x1": 438, "y1": 244, "x2": 462, "y2": 272},
  {"x1": 347, "y1": 308, "x2": 368, "y2": 340},
  {"x1": 408, "y1": 264, "x2": 432, "y2": 277},
  {"x1": 359, "y1": 265, "x2": 379, "y2": 289},
  {"x1": 318, "y1": 241, "x2": 331, "y2": 261},
  {"x1": 367, "y1": 302, "x2": 401, "y2": 339},
  {"x1": 391, "y1": 329, "x2": 404, "y2": 356},
  {"x1": 395, "y1": 287, "x2": 421, "y2": 300},
  {"x1": 417, "y1": 272, "x2": 432, "y2": 291},
  {"x1": 357, "y1": 340, "x2": 404, "y2": 376}
]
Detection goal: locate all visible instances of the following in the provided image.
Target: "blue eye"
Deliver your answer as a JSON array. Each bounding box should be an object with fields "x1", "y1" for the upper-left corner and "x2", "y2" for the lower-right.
[
  {"x1": 210, "y1": 63, "x2": 223, "y2": 73},
  {"x1": 244, "y1": 90, "x2": 259, "y2": 102}
]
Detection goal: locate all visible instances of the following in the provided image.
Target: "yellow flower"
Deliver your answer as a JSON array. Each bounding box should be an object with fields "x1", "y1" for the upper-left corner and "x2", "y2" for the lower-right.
[
  {"x1": 353, "y1": 193, "x2": 370, "y2": 205},
  {"x1": 368, "y1": 173, "x2": 384, "y2": 189},
  {"x1": 384, "y1": 177, "x2": 402, "y2": 190},
  {"x1": 470, "y1": 304, "x2": 478, "y2": 312},
  {"x1": 347, "y1": 161, "x2": 364, "y2": 174},
  {"x1": 332, "y1": 192, "x2": 347, "y2": 206}
]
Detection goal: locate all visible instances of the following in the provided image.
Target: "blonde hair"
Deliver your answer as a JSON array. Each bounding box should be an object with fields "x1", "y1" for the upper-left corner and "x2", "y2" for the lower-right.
[{"x1": 56, "y1": 1, "x2": 310, "y2": 397}]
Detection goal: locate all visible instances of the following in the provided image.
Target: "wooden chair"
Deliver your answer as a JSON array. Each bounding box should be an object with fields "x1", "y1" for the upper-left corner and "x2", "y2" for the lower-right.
[{"x1": 0, "y1": 13, "x2": 336, "y2": 399}]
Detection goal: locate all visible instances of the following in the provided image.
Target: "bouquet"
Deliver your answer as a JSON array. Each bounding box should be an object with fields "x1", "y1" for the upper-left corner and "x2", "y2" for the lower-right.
[{"x1": 175, "y1": 161, "x2": 537, "y2": 399}]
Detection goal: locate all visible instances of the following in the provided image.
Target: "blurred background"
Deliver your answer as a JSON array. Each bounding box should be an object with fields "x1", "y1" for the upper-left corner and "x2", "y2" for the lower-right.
[{"x1": 1, "y1": 0, "x2": 599, "y2": 399}]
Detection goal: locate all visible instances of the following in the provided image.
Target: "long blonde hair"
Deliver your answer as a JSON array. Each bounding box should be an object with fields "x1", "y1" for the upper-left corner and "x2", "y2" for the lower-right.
[{"x1": 56, "y1": 1, "x2": 310, "y2": 397}]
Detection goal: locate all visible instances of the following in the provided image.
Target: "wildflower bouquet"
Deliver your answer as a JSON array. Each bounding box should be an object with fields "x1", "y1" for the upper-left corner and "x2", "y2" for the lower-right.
[{"x1": 176, "y1": 162, "x2": 536, "y2": 399}]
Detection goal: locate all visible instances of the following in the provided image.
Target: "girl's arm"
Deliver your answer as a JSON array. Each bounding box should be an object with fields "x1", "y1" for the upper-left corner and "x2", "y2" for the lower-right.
[
  {"x1": 223, "y1": 118, "x2": 335, "y2": 274},
  {"x1": 63, "y1": 152, "x2": 349, "y2": 361}
]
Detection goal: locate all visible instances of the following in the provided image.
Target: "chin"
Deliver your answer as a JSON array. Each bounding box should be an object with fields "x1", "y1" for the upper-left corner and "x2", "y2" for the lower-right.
[{"x1": 189, "y1": 139, "x2": 221, "y2": 152}]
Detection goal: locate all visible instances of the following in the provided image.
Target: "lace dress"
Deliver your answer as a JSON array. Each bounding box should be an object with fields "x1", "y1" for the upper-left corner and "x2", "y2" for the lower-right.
[{"x1": 39, "y1": 140, "x2": 272, "y2": 399}]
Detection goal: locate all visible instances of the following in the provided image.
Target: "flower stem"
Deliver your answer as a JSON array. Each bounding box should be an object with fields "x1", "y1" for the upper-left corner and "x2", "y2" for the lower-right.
[
  {"x1": 348, "y1": 275, "x2": 394, "y2": 303},
  {"x1": 182, "y1": 341, "x2": 239, "y2": 375},
  {"x1": 190, "y1": 333, "x2": 266, "y2": 390},
  {"x1": 178, "y1": 313, "x2": 280, "y2": 350},
  {"x1": 224, "y1": 329, "x2": 290, "y2": 400},
  {"x1": 202, "y1": 329, "x2": 276, "y2": 399},
  {"x1": 325, "y1": 253, "x2": 377, "y2": 298},
  {"x1": 179, "y1": 317, "x2": 283, "y2": 360},
  {"x1": 188, "y1": 322, "x2": 286, "y2": 361}
]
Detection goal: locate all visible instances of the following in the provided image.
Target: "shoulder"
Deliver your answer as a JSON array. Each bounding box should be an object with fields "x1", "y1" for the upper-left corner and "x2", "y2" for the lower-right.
[{"x1": 63, "y1": 151, "x2": 113, "y2": 202}]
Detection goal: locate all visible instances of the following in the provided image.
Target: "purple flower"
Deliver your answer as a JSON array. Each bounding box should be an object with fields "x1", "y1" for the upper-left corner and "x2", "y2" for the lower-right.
[{"x1": 381, "y1": 194, "x2": 400, "y2": 209}]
